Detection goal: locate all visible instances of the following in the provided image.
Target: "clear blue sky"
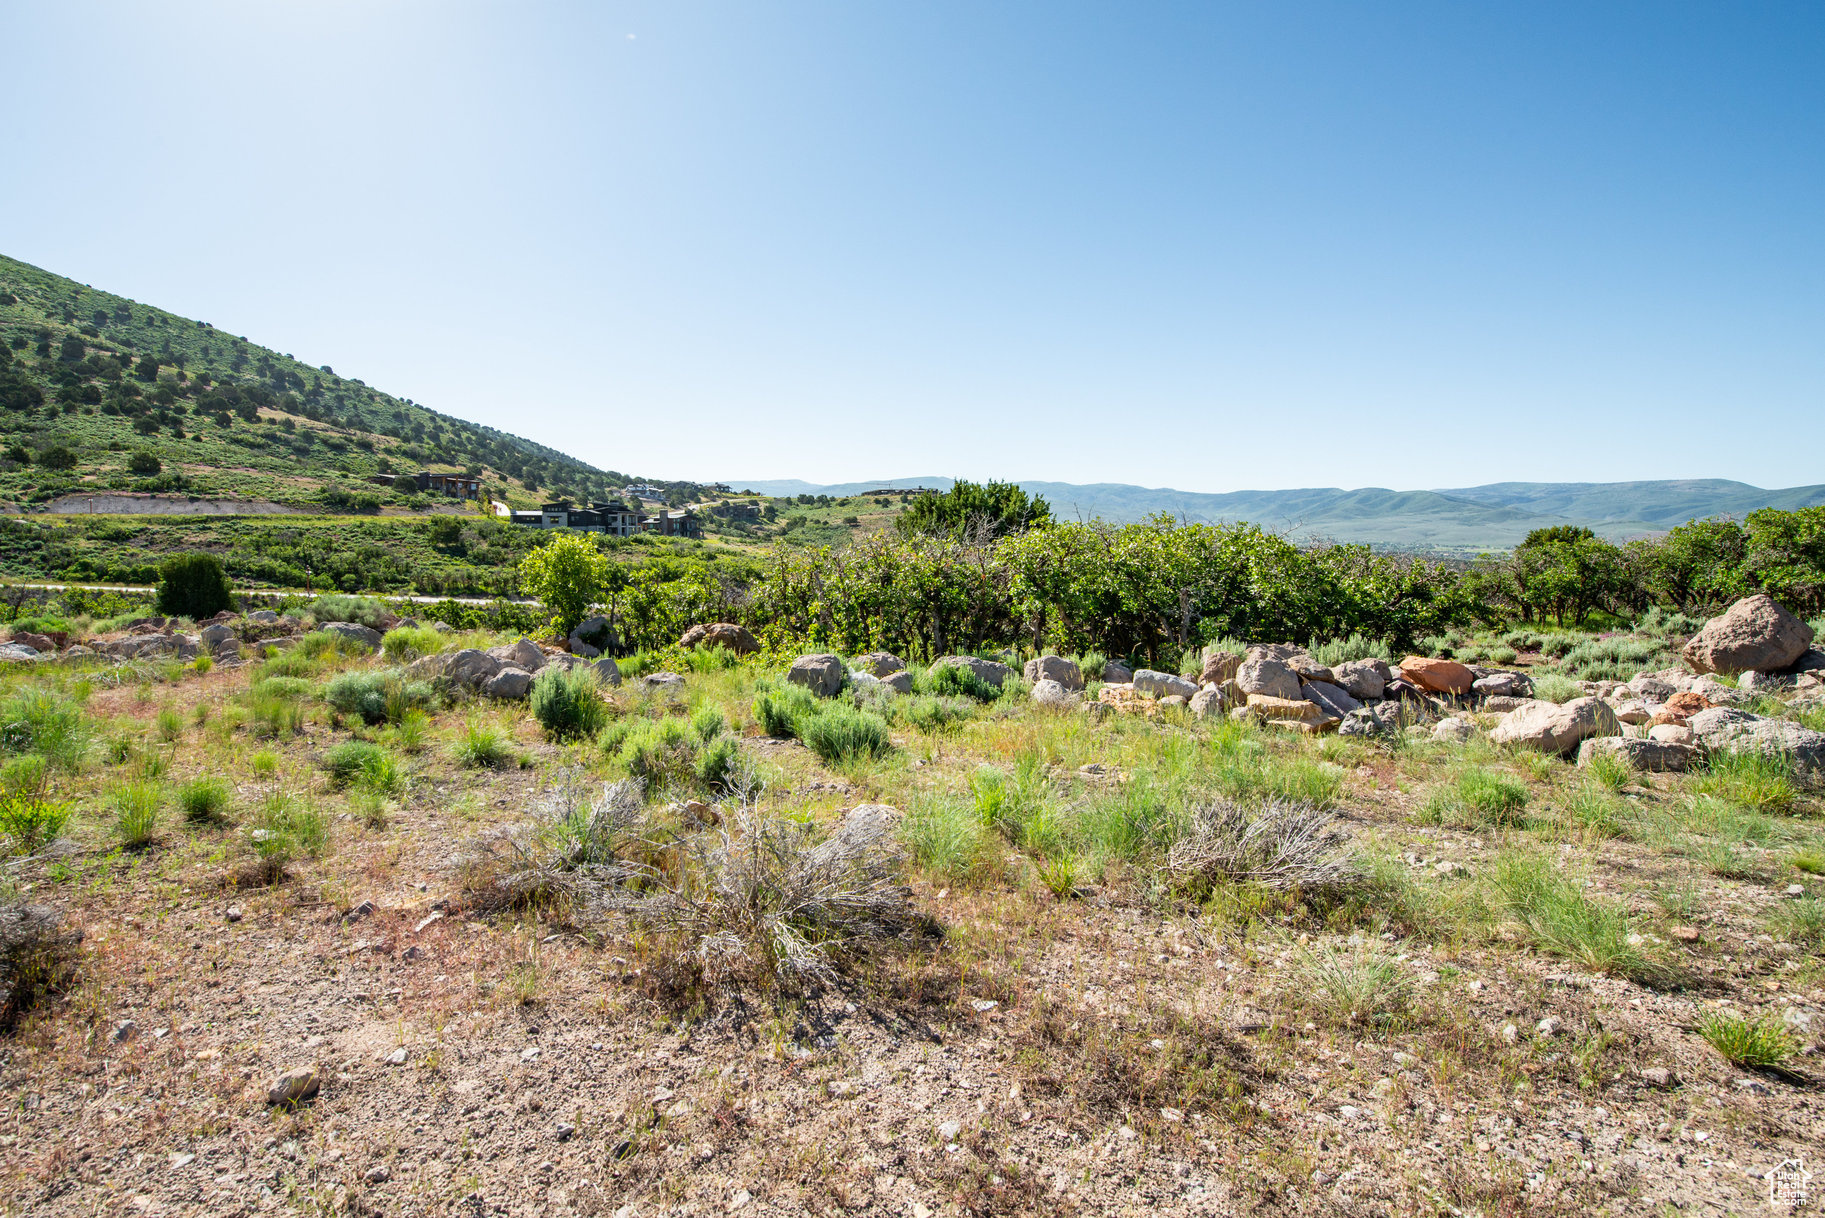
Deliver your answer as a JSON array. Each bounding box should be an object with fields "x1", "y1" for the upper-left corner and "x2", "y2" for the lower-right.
[{"x1": 3, "y1": 2, "x2": 1821, "y2": 491}]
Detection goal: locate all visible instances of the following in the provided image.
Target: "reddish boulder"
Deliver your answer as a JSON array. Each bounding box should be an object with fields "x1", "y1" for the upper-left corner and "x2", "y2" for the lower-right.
[
  {"x1": 680, "y1": 622, "x2": 759, "y2": 655},
  {"x1": 1652, "y1": 691, "x2": 1712, "y2": 725},
  {"x1": 1399, "y1": 656, "x2": 1475, "y2": 695}
]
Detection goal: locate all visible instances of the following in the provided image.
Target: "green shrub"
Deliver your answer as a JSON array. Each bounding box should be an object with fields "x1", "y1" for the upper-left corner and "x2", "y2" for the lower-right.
[
  {"x1": 694, "y1": 735, "x2": 745, "y2": 792},
  {"x1": 381, "y1": 626, "x2": 445, "y2": 662},
  {"x1": 155, "y1": 552, "x2": 233, "y2": 619},
  {"x1": 156, "y1": 707, "x2": 183, "y2": 743},
  {"x1": 177, "y1": 776, "x2": 232, "y2": 825},
  {"x1": 297, "y1": 630, "x2": 373, "y2": 661},
  {"x1": 682, "y1": 644, "x2": 740, "y2": 674},
  {"x1": 752, "y1": 681, "x2": 819, "y2": 738},
  {"x1": 903, "y1": 799, "x2": 988, "y2": 880},
  {"x1": 1530, "y1": 673, "x2": 1581, "y2": 704},
  {"x1": 1584, "y1": 749, "x2": 1632, "y2": 793},
  {"x1": 1486, "y1": 645, "x2": 1518, "y2": 665},
  {"x1": 323, "y1": 670, "x2": 436, "y2": 726},
  {"x1": 925, "y1": 663, "x2": 998, "y2": 701},
  {"x1": 454, "y1": 720, "x2": 513, "y2": 768},
  {"x1": 690, "y1": 705, "x2": 726, "y2": 742},
  {"x1": 616, "y1": 718, "x2": 700, "y2": 789},
  {"x1": 1552, "y1": 637, "x2": 1672, "y2": 683},
  {"x1": 0, "y1": 690, "x2": 89, "y2": 771},
  {"x1": 323, "y1": 741, "x2": 387, "y2": 788},
  {"x1": 798, "y1": 704, "x2": 893, "y2": 765},
  {"x1": 1455, "y1": 769, "x2": 1529, "y2": 826},
  {"x1": 247, "y1": 692, "x2": 305, "y2": 738},
  {"x1": 250, "y1": 676, "x2": 313, "y2": 700},
  {"x1": 897, "y1": 695, "x2": 975, "y2": 734},
  {"x1": 1307, "y1": 634, "x2": 1392, "y2": 668},
  {"x1": 113, "y1": 781, "x2": 161, "y2": 848},
  {"x1": 0, "y1": 792, "x2": 71, "y2": 854},
  {"x1": 529, "y1": 666, "x2": 607, "y2": 741},
  {"x1": 308, "y1": 594, "x2": 388, "y2": 628},
  {"x1": 248, "y1": 791, "x2": 329, "y2": 879},
  {"x1": 1, "y1": 755, "x2": 48, "y2": 797}
]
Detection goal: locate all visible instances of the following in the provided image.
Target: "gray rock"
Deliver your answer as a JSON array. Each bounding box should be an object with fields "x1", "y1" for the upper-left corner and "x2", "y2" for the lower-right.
[
  {"x1": 1199, "y1": 650, "x2": 1243, "y2": 685},
  {"x1": 487, "y1": 637, "x2": 546, "y2": 673},
  {"x1": 267, "y1": 1065, "x2": 320, "y2": 1107},
  {"x1": 1488, "y1": 696, "x2": 1621, "y2": 755},
  {"x1": 787, "y1": 653, "x2": 846, "y2": 697},
  {"x1": 642, "y1": 672, "x2": 686, "y2": 691},
  {"x1": 853, "y1": 651, "x2": 906, "y2": 678},
  {"x1": 1739, "y1": 670, "x2": 1795, "y2": 695},
  {"x1": 199, "y1": 623, "x2": 237, "y2": 646},
  {"x1": 1685, "y1": 706, "x2": 1825, "y2": 783},
  {"x1": 1133, "y1": 669, "x2": 1198, "y2": 699},
  {"x1": 321, "y1": 621, "x2": 382, "y2": 651},
  {"x1": 882, "y1": 671, "x2": 913, "y2": 694},
  {"x1": 1235, "y1": 658, "x2": 1300, "y2": 702},
  {"x1": 1245, "y1": 644, "x2": 1308, "y2": 666},
  {"x1": 0, "y1": 643, "x2": 40, "y2": 662},
  {"x1": 1682, "y1": 593, "x2": 1813, "y2": 675},
  {"x1": 1792, "y1": 647, "x2": 1825, "y2": 674},
  {"x1": 483, "y1": 667, "x2": 535, "y2": 700},
  {"x1": 567, "y1": 615, "x2": 618, "y2": 659},
  {"x1": 1287, "y1": 656, "x2": 1334, "y2": 684},
  {"x1": 592, "y1": 657, "x2": 623, "y2": 686},
  {"x1": 1338, "y1": 707, "x2": 1382, "y2": 737},
  {"x1": 1629, "y1": 674, "x2": 1679, "y2": 702},
  {"x1": 247, "y1": 610, "x2": 280, "y2": 624},
  {"x1": 1030, "y1": 678, "x2": 1078, "y2": 708},
  {"x1": 1331, "y1": 658, "x2": 1390, "y2": 701},
  {"x1": 1472, "y1": 670, "x2": 1532, "y2": 699},
  {"x1": 1576, "y1": 736, "x2": 1695, "y2": 773},
  {"x1": 408, "y1": 648, "x2": 502, "y2": 691},
  {"x1": 1188, "y1": 686, "x2": 1227, "y2": 719},
  {"x1": 1481, "y1": 695, "x2": 1532, "y2": 714},
  {"x1": 931, "y1": 655, "x2": 1013, "y2": 689},
  {"x1": 1023, "y1": 654, "x2": 1084, "y2": 691},
  {"x1": 1102, "y1": 660, "x2": 1134, "y2": 684},
  {"x1": 1300, "y1": 679, "x2": 1362, "y2": 719},
  {"x1": 1607, "y1": 699, "x2": 1652, "y2": 725},
  {"x1": 1433, "y1": 717, "x2": 1475, "y2": 743}
]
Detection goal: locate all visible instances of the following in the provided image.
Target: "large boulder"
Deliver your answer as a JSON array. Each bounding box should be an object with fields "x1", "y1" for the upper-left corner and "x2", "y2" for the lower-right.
[
  {"x1": 1133, "y1": 669, "x2": 1198, "y2": 699},
  {"x1": 1472, "y1": 670, "x2": 1532, "y2": 699},
  {"x1": 592, "y1": 656, "x2": 623, "y2": 686},
  {"x1": 0, "y1": 643, "x2": 41, "y2": 663},
  {"x1": 1023, "y1": 655, "x2": 1084, "y2": 691},
  {"x1": 1199, "y1": 651, "x2": 1243, "y2": 686},
  {"x1": 679, "y1": 622, "x2": 759, "y2": 655},
  {"x1": 1330, "y1": 658, "x2": 1390, "y2": 701},
  {"x1": 321, "y1": 621, "x2": 382, "y2": 652},
  {"x1": 1300, "y1": 679, "x2": 1362, "y2": 720},
  {"x1": 1235, "y1": 658, "x2": 1300, "y2": 702},
  {"x1": 1685, "y1": 707, "x2": 1825, "y2": 783},
  {"x1": 567, "y1": 616, "x2": 619, "y2": 659},
  {"x1": 854, "y1": 651, "x2": 906, "y2": 678},
  {"x1": 199, "y1": 623, "x2": 237, "y2": 648},
  {"x1": 408, "y1": 648, "x2": 502, "y2": 691},
  {"x1": 931, "y1": 655, "x2": 1013, "y2": 689},
  {"x1": 1488, "y1": 697, "x2": 1620, "y2": 755},
  {"x1": 1629, "y1": 673, "x2": 1679, "y2": 702},
  {"x1": 11, "y1": 632, "x2": 56, "y2": 654},
  {"x1": 1030, "y1": 679, "x2": 1078, "y2": 708},
  {"x1": 1102, "y1": 659, "x2": 1134, "y2": 684},
  {"x1": 1245, "y1": 694, "x2": 1335, "y2": 730},
  {"x1": 482, "y1": 667, "x2": 535, "y2": 700},
  {"x1": 1577, "y1": 736, "x2": 1695, "y2": 774},
  {"x1": 881, "y1": 670, "x2": 914, "y2": 694},
  {"x1": 1245, "y1": 644, "x2": 1308, "y2": 666},
  {"x1": 1188, "y1": 686, "x2": 1228, "y2": 719},
  {"x1": 1682, "y1": 593, "x2": 1814, "y2": 675},
  {"x1": 1399, "y1": 656, "x2": 1475, "y2": 695},
  {"x1": 487, "y1": 637, "x2": 547, "y2": 673},
  {"x1": 787, "y1": 654, "x2": 846, "y2": 697}
]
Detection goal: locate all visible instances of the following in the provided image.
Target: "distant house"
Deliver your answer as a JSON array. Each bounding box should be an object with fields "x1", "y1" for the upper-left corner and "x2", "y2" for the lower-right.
[
  {"x1": 624, "y1": 483, "x2": 662, "y2": 501},
  {"x1": 502, "y1": 500, "x2": 641, "y2": 536},
  {"x1": 710, "y1": 501, "x2": 761, "y2": 520},
  {"x1": 372, "y1": 470, "x2": 482, "y2": 498},
  {"x1": 642, "y1": 509, "x2": 702, "y2": 539}
]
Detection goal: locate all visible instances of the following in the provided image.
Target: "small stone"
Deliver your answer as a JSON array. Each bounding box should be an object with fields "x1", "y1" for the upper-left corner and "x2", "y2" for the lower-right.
[
  {"x1": 1640, "y1": 1067, "x2": 1674, "y2": 1088},
  {"x1": 1788, "y1": 884, "x2": 1806, "y2": 896},
  {"x1": 1669, "y1": 926, "x2": 1701, "y2": 942},
  {"x1": 970, "y1": 999, "x2": 999, "y2": 1013},
  {"x1": 266, "y1": 1065, "x2": 320, "y2": 1107},
  {"x1": 1734, "y1": 1077, "x2": 1772, "y2": 1095},
  {"x1": 170, "y1": 1152, "x2": 195, "y2": 1169},
  {"x1": 1338, "y1": 1105, "x2": 1360, "y2": 1120},
  {"x1": 111, "y1": 1019, "x2": 138, "y2": 1044},
  {"x1": 413, "y1": 911, "x2": 444, "y2": 934},
  {"x1": 1536, "y1": 1016, "x2": 1562, "y2": 1037},
  {"x1": 730, "y1": 1190, "x2": 752, "y2": 1210},
  {"x1": 344, "y1": 899, "x2": 374, "y2": 922},
  {"x1": 384, "y1": 1048, "x2": 407, "y2": 1066},
  {"x1": 1160, "y1": 1107, "x2": 1184, "y2": 1123},
  {"x1": 520, "y1": 1047, "x2": 541, "y2": 1063},
  {"x1": 938, "y1": 1119, "x2": 962, "y2": 1143},
  {"x1": 1500, "y1": 1023, "x2": 1519, "y2": 1044},
  {"x1": 555, "y1": 1122, "x2": 576, "y2": 1141},
  {"x1": 828, "y1": 1080, "x2": 856, "y2": 1098},
  {"x1": 364, "y1": 1165, "x2": 391, "y2": 1184},
  {"x1": 225, "y1": 905, "x2": 243, "y2": 923}
]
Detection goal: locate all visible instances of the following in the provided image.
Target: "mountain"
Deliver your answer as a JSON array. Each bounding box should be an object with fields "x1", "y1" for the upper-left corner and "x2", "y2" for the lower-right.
[
  {"x1": 0, "y1": 254, "x2": 696, "y2": 512},
  {"x1": 727, "y1": 475, "x2": 1825, "y2": 552}
]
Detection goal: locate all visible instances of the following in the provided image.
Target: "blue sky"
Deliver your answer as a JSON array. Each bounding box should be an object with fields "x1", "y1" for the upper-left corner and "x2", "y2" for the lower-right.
[{"x1": 3, "y1": 2, "x2": 1821, "y2": 491}]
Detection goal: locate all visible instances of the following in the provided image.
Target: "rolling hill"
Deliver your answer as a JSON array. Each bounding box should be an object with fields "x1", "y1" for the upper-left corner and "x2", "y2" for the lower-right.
[
  {"x1": 730, "y1": 476, "x2": 1825, "y2": 552},
  {"x1": 0, "y1": 254, "x2": 706, "y2": 512}
]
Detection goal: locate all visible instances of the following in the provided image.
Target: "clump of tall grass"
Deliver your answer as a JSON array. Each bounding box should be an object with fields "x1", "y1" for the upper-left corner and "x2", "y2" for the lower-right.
[
  {"x1": 0, "y1": 791, "x2": 71, "y2": 855},
  {"x1": 307, "y1": 594, "x2": 388, "y2": 628},
  {"x1": 1699, "y1": 1010, "x2": 1797, "y2": 1068},
  {"x1": 323, "y1": 670, "x2": 437, "y2": 726},
  {"x1": 1166, "y1": 798, "x2": 1356, "y2": 893},
  {"x1": 1293, "y1": 944, "x2": 1412, "y2": 1026},
  {"x1": 1549, "y1": 637, "x2": 1672, "y2": 683},
  {"x1": 244, "y1": 791, "x2": 329, "y2": 883},
  {"x1": 380, "y1": 625, "x2": 445, "y2": 663},
  {"x1": 1307, "y1": 634, "x2": 1392, "y2": 668},
  {"x1": 454, "y1": 720, "x2": 514, "y2": 769},
  {"x1": 1490, "y1": 852, "x2": 1666, "y2": 983},
  {"x1": 798, "y1": 704, "x2": 892, "y2": 765},
  {"x1": 902, "y1": 798, "x2": 990, "y2": 881},
  {"x1": 1692, "y1": 749, "x2": 1798, "y2": 815},
  {"x1": 177, "y1": 776, "x2": 232, "y2": 826},
  {"x1": 1417, "y1": 768, "x2": 1530, "y2": 829},
  {"x1": 322, "y1": 741, "x2": 402, "y2": 793},
  {"x1": 113, "y1": 781, "x2": 162, "y2": 848},
  {"x1": 1529, "y1": 673, "x2": 1582, "y2": 704},
  {"x1": 0, "y1": 689, "x2": 89, "y2": 771},
  {"x1": 752, "y1": 680, "x2": 819, "y2": 738},
  {"x1": 1769, "y1": 897, "x2": 1825, "y2": 948},
  {"x1": 529, "y1": 666, "x2": 608, "y2": 741}
]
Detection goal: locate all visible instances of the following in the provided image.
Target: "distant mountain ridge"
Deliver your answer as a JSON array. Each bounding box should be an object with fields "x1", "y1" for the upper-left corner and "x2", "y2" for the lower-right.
[{"x1": 726, "y1": 477, "x2": 1825, "y2": 553}]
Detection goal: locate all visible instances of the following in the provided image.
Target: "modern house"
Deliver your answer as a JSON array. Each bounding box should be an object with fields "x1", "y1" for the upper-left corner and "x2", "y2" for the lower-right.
[
  {"x1": 623, "y1": 484, "x2": 662, "y2": 501},
  {"x1": 709, "y1": 501, "x2": 761, "y2": 519},
  {"x1": 499, "y1": 500, "x2": 642, "y2": 535},
  {"x1": 372, "y1": 470, "x2": 483, "y2": 498},
  {"x1": 642, "y1": 509, "x2": 702, "y2": 539}
]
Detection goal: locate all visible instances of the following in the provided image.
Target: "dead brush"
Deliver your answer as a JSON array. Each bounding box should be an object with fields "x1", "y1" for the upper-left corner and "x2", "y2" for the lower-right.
[
  {"x1": 616, "y1": 794, "x2": 937, "y2": 998},
  {"x1": 0, "y1": 904, "x2": 82, "y2": 1032},
  {"x1": 460, "y1": 771, "x2": 646, "y2": 918},
  {"x1": 1165, "y1": 797, "x2": 1358, "y2": 893}
]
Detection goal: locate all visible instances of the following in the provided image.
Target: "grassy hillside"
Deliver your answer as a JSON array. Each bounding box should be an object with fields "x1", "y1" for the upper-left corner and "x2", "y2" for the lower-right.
[
  {"x1": 1433, "y1": 478, "x2": 1825, "y2": 529},
  {"x1": 0, "y1": 254, "x2": 706, "y2": 512}
]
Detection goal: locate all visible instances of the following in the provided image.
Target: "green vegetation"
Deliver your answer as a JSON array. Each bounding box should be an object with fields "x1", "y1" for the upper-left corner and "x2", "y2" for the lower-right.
[
  {"x1": 517, "y1": 532, "x2": 610, "y2": 634},
  {"x1": 155, "y1": 552, "x2": 233, "y2": 619},
  {"x1": 528, "y1": 666, "x2": 607, "y2": 741},
  {"x1": 1698, "y1": 1010, "x2": 1797, "y2": 1068}
]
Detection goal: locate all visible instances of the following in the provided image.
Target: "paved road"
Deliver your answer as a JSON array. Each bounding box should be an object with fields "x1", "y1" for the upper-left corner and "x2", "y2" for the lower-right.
[{"x1": 6, "y1": 581, "x2": 536, "y2": 608}]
